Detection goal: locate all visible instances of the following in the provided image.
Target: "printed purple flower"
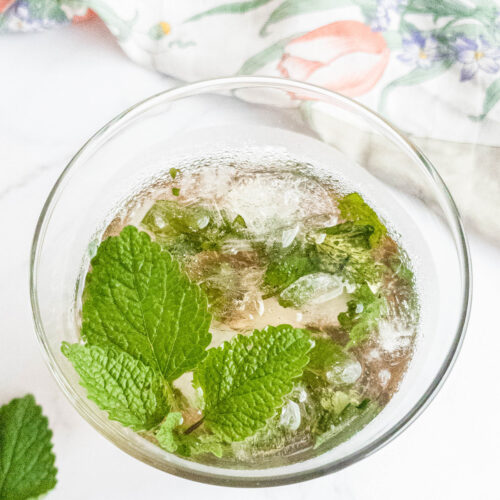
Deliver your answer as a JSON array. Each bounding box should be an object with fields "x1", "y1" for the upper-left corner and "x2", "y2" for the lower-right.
[
  {"x1": 371, "y1": 0, "x2": 407, "y2": 32},
  {"x1": 398, "y1": 31, "x2": 441, "y2": 68},
  {"x1": 454, "y1": 36, "x2": 500, "y2": 81},
  {"x1": 12, "y1": 0, "x2": 30, "y2": 20},
  {"x1": 2, "y1": 0, "x2": 67, "y2": 32}
]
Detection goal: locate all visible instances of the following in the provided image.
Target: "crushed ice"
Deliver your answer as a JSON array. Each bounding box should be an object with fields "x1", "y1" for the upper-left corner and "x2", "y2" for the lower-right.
[{"x1": 280, "y1": 401, "x2": 301, "y2": 431}]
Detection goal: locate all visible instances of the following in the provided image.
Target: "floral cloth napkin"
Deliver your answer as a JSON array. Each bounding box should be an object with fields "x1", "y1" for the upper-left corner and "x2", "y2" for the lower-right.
[{"x1": 2, "y1": 0, "x2": 500, "y2": 241}]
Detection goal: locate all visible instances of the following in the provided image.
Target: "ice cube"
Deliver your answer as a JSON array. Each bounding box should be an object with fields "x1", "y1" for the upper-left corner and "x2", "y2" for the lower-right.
[
  {"x1": 326, "y1": 359, "x2": 362, "y2": 385},
  {"x1": 280, "y1": 401, "x2": 301, "y2": 431},
  {"x1": 379, "y1": 369, "x2": 391, "y2": 386},
  {"x1": 297, "y1": 387, "x2": 308, "y2": 403},
  {"x1": 280, "y1": 273, "x2": 346, "y2": 307},
  {"x1": 281, "y1": 225, "x2": 300, "y2": 248},
  {"x1": 378, "y1": 321, "x2": 414, "y2": 353},
  {"x1": 220, "y1": 170, "x2": 335, "y2": 238}
]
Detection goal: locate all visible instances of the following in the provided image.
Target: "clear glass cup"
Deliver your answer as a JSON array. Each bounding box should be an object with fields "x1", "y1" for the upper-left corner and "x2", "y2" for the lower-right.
[{"x1": 30, "y1": 76, "x2": 471, "y2": 487}]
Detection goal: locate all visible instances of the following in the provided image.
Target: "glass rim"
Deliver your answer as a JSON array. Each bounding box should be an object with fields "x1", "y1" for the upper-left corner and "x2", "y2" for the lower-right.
[{"x1": 30, "y1": 76, "x2": 472, "y2": 487}]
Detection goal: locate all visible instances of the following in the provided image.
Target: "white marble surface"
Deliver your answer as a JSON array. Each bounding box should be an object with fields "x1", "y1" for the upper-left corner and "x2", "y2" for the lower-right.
[{"x1": 1, "y1": 18, "x2": 499, "y2": 500}]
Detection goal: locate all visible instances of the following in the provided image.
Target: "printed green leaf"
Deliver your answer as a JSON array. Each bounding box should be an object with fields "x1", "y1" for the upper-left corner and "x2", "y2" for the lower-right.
[
  {"x1": 260, "y1": 0, "x2": 349, "y2": 36},
  {"x1": 381, "y1": 30, "x2": 403, "y2": 50},
  {"x1": 338, "y1": 192, "x2": 387, "y2": 247},
  {"x1": 193, "y1": 325, "x2": 312, "y2": 442},
  {"x1": 0, "y1": 395, "x2": 57, "y2": 500},
  {"x1": 440, "y1": 20, "x2": 490, "y2": 39},
  {"x1": 237, "y1": 35, "x2": 299, "y2": 75},
  {"x1": 470, "y1": 78, "x2": 500, "y2": 121},
  {"x1": 186, "y1": 0, "x2": 273, "y2": 23},
  {"x1": 338, "y1": 284, "x2": 386, "y2": 347},
  {"x1": 156, "y1": 413, "x2": 223, "y2": 458},
  {"x1": 378, "y1": 60, "x2": 453, "y2": 114},
  {"x1": 62, "y1": 343, "x2": 169, "y2": 431},
  {"x1": 27, "y1": 0, "x2": 67, "y2": 22},
  {"x1": 81, "y1": 226, "x2": 212, "y2": 382},
  {"x1": 404, "y1": 0, "x2": 475, "y2": 19},
  {"x1": 353, "y1": 0, "x2": 378, "y2": 22}
]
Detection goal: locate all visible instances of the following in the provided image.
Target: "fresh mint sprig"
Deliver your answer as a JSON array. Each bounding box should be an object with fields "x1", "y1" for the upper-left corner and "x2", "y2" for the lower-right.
[
  {"x1": 156, "y1": 412, "x2": 224, "y2": 458},
  {"x1": 62, "y1": 343, "x2": 169, "y2": 431},
  {"x1": 63, "y1": 193, "x2": 390, "y2": 458},
  {"x1": 141, "y1": 200, "x2": 248, "y2": 256},
  {"x1": 64, "y1": 227, "x2": 314, "y2": 457},
  {"x1": 338, "y1": 284, "x2": 387, "y2": 348},
  {"x1": 0, "y1": 395, "x2": 57, "y2": 500},
  {"x1": 192, "y1": 325, "x2": 312, "y2": 442},
  {"x1": 260, "y1": 190, "x2": 390, "y2": 305},
  {"x1": 314, "y1": 399, "x2": 381, "y2": 449},
  {"x1": 64, "y1": 226, "x2": 211, "y2": 429},
  {"x1": 81, "y1": 225, "x2": 212, "y2": 382},
  {"x1": 315, "y1": 222, "x2": 382, "y2": 284},
  {"x1": 338, "y1": 192, "x2": 387, "y2": 247}
]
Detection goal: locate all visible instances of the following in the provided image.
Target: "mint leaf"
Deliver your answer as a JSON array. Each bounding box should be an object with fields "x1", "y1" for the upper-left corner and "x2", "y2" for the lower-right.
[
  {"x1": 193, "y1": 325, "x2": 312, "y2": 442},
  {"x1": 262, "y1": 243, "x2": 319, "y2": 298},
  {"x1": 82, "y1": 226, "x2": 211, "y2": 382},
  {"x1": 233, "y1": 214, "x2": 247, "y2": 228},
  {"x1": 312, "y1": 387, "x2": 365, "y2": 424},
  {"x1": 141, "y1": 200, "x2": 246, "y2": 256},
  {"x1": 189, "y1": 259, "x2": 246, "y2": 322},
  {"x1": 307, "y1": 337, "x2": 350, "y2": 374},
  {"x1": 142, "y1": 200, "x2": 212, "y2": 239},
  {"x1": 141, "y1": 200, "x2": 214, "y2": 256},
  {"x1": 314, "y1": 399, "x2": 380, "y2": 449},
  {"x1": 0, "y1": 395, "x2": 57, "y2": 500},
  {"x1": 156, "y1": 413, "x2": 223, "y2": 458},
  {"x1": 62, "y1": 343, "x2": 169, "y2": 431},
  {"x1": 156, "y1": 412, "x2": 183, "y2": 453},
  {"x1": 184, "y1": 434, "x2": 224, "y2": 458},
  {"x1": 338, "y1": 192, "x2": 387, "y2": 247},
  {"x1": 386, "y1": 250, "x2": 415, "y2": 287},
  {"x1": 315, "y1": 222, "x2": 381, "y2": 284},
  {"x1": 338, "y1": 284, "x2": 386, "y2": 347},
  {"x1": 385, "y1": 250, "x2": 419, "y2": 324},
  {"x1": 322, "y1": 221, "x2": 373, "y2": 248}
]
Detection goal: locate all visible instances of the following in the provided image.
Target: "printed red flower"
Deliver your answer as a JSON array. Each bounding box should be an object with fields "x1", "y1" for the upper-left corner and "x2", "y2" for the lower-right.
[
  {"x1": 72, "y1": 8, "x2": 97, "y2": 24},
  {"x1": 278, "y1": 21, "x2": 390, "y2": 97},
  {"x1": 0, "y1": 0, "x2": 15, "y2": 14}
]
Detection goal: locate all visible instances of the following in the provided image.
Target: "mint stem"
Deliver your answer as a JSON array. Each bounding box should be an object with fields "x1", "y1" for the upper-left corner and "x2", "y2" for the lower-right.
[{"x1": 184, "y1": 417, "x2": 205, "y2": 435}]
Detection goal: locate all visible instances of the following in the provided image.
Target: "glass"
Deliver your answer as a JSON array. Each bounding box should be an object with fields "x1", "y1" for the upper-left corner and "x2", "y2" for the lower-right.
[{"x1": 30, "y1": 77, "x2": 471, "y2": 487}]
